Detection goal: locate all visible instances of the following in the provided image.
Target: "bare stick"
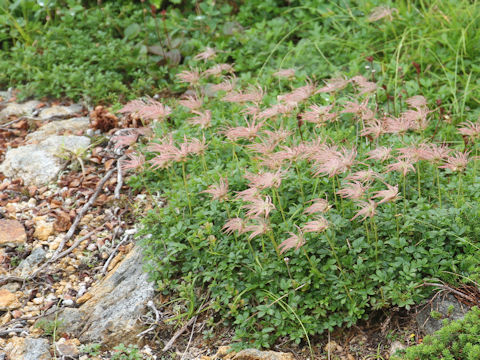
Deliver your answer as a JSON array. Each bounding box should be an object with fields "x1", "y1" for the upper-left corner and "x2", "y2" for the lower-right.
[
  {"x1": 101, "y1": 234, "x2": 129, "y2": 275},
  {"x1": 115, "y1": 157, "x2": 124, "y2": 199},
  {"x1": 180, "y1": 316, "x2": 197, "y2": 360},
  {"x1": 423, "y1": 282, "x2": 478, "y2": 303},
  {"x1": 53, "y1": 166, "x2": 116, "y2": 257},
  {"x1": 162, "y1": 316, "x2": 197, "y2": 352}
]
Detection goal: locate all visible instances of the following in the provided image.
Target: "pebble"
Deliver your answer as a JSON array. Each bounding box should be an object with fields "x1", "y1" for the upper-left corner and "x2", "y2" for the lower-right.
[
  {"x1": 87, "y1": 243, "x2": 97, "y2": 251},
  {"x1": 63, "y1": 299, "x2": 74, "y2": 306},
  {"x1": 32, "y1": 297, "x2": 44, "y2": 305}
]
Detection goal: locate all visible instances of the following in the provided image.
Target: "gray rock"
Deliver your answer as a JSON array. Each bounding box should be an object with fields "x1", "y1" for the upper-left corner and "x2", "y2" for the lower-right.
[
  {"x1": 0, "y1": 135, "x2": 90, "y2": 186},
  {"x1": 15, "y1": 247, "x2": 46, "y2": 277},
  {"x1": 416, "y1": 293, "x2": 470, "y2": 334},
  {"x1": 5, "y1": 336, "x2": 51, "y2": 360},
  {"x1": 26, "y1": 117, "x2": 90, "y2": 143},
  {"x1": 38, "y1": 104, "x2": 83, "y2": 120},
  {"x1": 57, "y1": 246, "x2": 155, "y2": 347},
  {"x1": 0, "y1": 101, "x2": 40, "y2": 123},
  {"x1": 389, "y1": 341, "x2": 407, "y2": 357}
]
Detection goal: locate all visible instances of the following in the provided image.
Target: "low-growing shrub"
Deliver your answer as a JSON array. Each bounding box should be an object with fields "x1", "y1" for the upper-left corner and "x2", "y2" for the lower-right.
[
  {"x1": 392, "y1": 307, "x2": 480, "y2": 360},
  {"x1": 120, "y1": 46, "x2": 480, "y2": 347}
]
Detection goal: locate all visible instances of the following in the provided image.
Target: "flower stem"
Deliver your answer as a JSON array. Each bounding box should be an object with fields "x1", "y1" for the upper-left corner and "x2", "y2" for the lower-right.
[
  {"x1": 436, "y1": 167, "x2": 442, "y2": 207},
  {"x1": 181, "y1": 162, "x2": 192, "y2": 215},
  {"x1": 325, "y1": 231, "x2": 353, "y2": 302},
  {"x1": 268, "y1": 231, "x2": 281, "y2": 258},
  {"x1": 273, "y1": 188, "x2": 286, "y2": 222}
]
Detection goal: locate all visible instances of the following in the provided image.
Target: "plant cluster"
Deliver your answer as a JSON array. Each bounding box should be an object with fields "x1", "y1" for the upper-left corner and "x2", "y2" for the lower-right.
[
  {"x1": 118, "y1": 40, "x2": 480, "y2": 348},
  {"x1": 392, "y1": 307, "x2": 480, "y2": 360}
]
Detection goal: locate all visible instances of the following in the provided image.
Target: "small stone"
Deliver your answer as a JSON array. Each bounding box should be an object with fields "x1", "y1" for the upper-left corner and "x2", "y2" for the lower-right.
[
  {"x1": 76, "y1": 292, "x2": 92, "y2": 304},
  {"x1": 27, "y1": 198, "x2": 37, "y2": 208},
  {"x1": 33, "y1": 297, "x2": 44, "y2": 305},
  {"x1": 0, "y1": 312, "x2": 12, "y2": 325},
  {"x1": 107, "y1": 253, "x2": 124, "y2": 272},
  {"x1": 324, "y1": 341, "x2": 342, "y2": 353},
  {"x1": 33, "y1": 220, "x2": 54, "y2": 241},
  {"x1": 233, "y1": 349, "x2": 294, "y2": 360},
  {"x1": 12, "y1": 310, "x2": 23, "y2": 318},
  {"x1": 86, "y1": 243, "x2": 97, "y2": 252},
  {"x1": 0, "y1": 219, "x2": 27, "y2": 246},
  {"x1": 5, "y1": 203, "x2": 17, "y2": 214},
  {"x1": 37, "y1": 105, "x2": 83, "y2": 120},
  {"x1": 390, "y1": 341, "x2": 407, "y2": 357},
  {"x1": 63, "y1": 299, "x2": 74, "y2": 307},
  {"x1": 55, "y1": 338, "x2": 79, "y2": 357},
  {"x1": 0, "y1": 289, "x2": 21, "y2": 310}
]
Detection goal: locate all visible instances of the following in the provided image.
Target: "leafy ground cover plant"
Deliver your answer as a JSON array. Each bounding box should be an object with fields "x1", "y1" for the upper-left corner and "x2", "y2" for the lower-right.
[
  {"x1": 392, "y1": 307, "x2": 480, "y2": 360},
  {"x1": 118, "y1": 40, "x2": 480, "y2": 348},
  {"x1": 2, "y1": 0, "x2": 480, "y2": 108}
]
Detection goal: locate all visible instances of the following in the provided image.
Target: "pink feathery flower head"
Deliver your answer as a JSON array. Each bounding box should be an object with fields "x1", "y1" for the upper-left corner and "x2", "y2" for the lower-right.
[
  {"x1": 302, "y1": 216, "x2": 329, "y2": 233},
  {"x1": 350, "y1": 75, "x2": 377, "y2": 95},
  {"x1": 242, "y1": 105, "x2": 260, "y2": 116},
  {"x1": 316, "y1": 77, "x2": 349, "y2": 93},
  {"x1": 245, "y1": 170, "x2": 284, "y2": 189},
  {"x1": 406, "y1": 95, "x2": 427, "y2": 109},
  {"x1": 279, "y1": 227, "x2": 305, "y2": 254},
  {"x1": 118, "y1": 99, "x2": 146, "y2": 114},
  {"x1": 112, "y1": 131, "x2": 139, "y2": 149},
  {"x1": 360, "y1": 119, "x2": 385, "y2": 139},
  {"x1": 385, "y1": 159, "x2": 416, "y2": 176},
  {"x1": 223, "y1": 86, "x2": 264, "y2": 104},
  {"x1": 189, "y1": 110, "x2": 212, "y2": 129},
  {"x1": 439, "y1": 151, "x2": 470, "y2": 172},
  {"x1": 257, "y1": 103, "x2": 296, "y2": 120},
  {"x1": 209, "y1": 76, "x2": 237, "y2": 93},
  {"x1": 243, "y1": 195, "x2": 275, "y2": 219},
  {"x1": 121, "y1": 152, "x2": 145, "y2": 172},
  {"x1": 258, "y1": 153, "x2": 286, "y2": 170},
  {"x1": 312, "y1": 147, "x2": 357, "y2": 177},
  {"x1": 194, "y1": 47, "x2": 216, "y2": 61},
  {"x1": 384, "y1": 116, "x2": 415, "y2": 134},
  {"x1": 222, "y1": 118, "x2": 263, "y2": 141},
  {"x1": 400, "y1": 108, "x2": 430, "y2": 131},
  {"x1": 278, "y1": 82, "x2": 316, "y2": 105},
  {"x1": 275, "y1": 145, "x2": 307, "y2": 163},
  {"x1": 222, "y1": 217, "x2": 246, "y2": 235},
  {"x1": 235, "y1": 187, "x2": 259, "y2": 202},
  {"x1": 304, "y1": 198, "x2": 331, "y2": 215},
  {"x1": 351, "y1": 200, "x2": 377, "y2": 221},
  {"x1": 366, "y1": 146, "x2": 392, "y2": 162},
  {"x1": 368, "y1": 6, "x2": 398, "y2": 22},
  {"x1": 203, "y1": 63, "x2": 235, "y2": 77},
  {"x1": 347, "y1": 169, "x2": 380, "y2": 184},
  {"x1": 273, "y1": 68, "x2": 296, "y2": 79},
  {"x1": 136, "y1": 99, "x2": 172, "y2": 121},
  {"x1": 247, "y1": 138, "x2": 278, "y2": 155},
  {"x1": 202, "y1": 177, "x2": 229, "y2": 201},
  {"x1": 397, "y1": 145, "x2": 423, "y2": 163},
  {"x1": 300, "y1": 104, "x2": 336, "y2": 125},
  {"x1": 337, "y1": 181, "x2": 368, "y2": 200},
  {"x1": 245, "y1": 219, "x2": 270, "y2": 240},
  {"x1": 185, "y1": 136, "x2": 207, "y2": 155},
  {"x1": 262, "y1": 128, "x2": 293, "y2": 143},
  {"x1": 372, "y1": 183, "x2": 399, "y2": 204},
  {"x1": 418, "y1": 143, "x2": 451, "y2": 163},
  {"x1": 178, "y1": 95, "x2": 203, "y2": 111},
  {"x1": 176, "y1": 69, "x2": 201, "y2": 85},
  {"x1": 458, "y1": 121, "x2": 480, "y2": 139}
]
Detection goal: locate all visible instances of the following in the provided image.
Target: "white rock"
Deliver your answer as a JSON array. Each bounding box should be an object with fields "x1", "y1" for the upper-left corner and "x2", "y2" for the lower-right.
[
  {"x1": 32, "y1": 297, "x2": 44, "y2": 305},
  {"x1": 63, "y1": 299, "x2": 74, "y2": 307},
  {"x1": 0, "y1": 101, "x2": 40, "y2": 123},
  {"x1": 38, "y1": 104, "x2": 83, "y2": 120},
  {"x1": 0, "y1": 135, "x2": 90, "y2": 186},
  {"x1": 26, "y1": 117, "x2": 89, "y2": 143}
]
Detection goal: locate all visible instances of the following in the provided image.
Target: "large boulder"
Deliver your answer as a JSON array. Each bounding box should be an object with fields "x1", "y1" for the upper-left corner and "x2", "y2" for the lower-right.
[
  {"x1": 0, "y1": 135, "x2": 90, "y2": 186},
  {"x1": 55, "y1": 246, "x2": 155, "y2": 347}
]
